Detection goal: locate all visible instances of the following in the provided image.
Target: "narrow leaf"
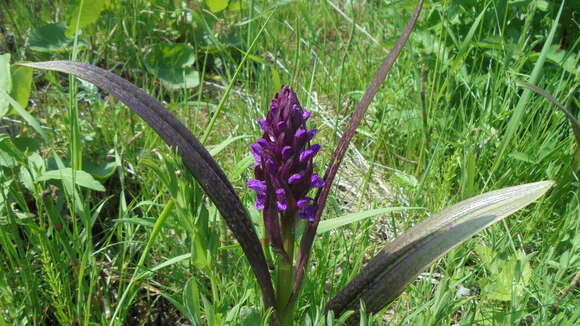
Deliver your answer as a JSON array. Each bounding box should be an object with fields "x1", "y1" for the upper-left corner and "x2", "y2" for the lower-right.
[
  {"x1": 326, "y1": 181, "x2": 553, "y2": 323},
  {"x1": 0, "y1": 53, "x2": 11, "y2": 117},
  {"x1": 292, "y1": 0, "x2": 425, "y2": 307},
  {"x1": 0, "y1": 89, "x2": 48, "y2": 141},
  {"x1": 317, "y1": 207, "x2": 422, "y2": 234},
  {"x1": 208, "y1": 135, "x2": 251, "y2": 156},
  {"x1": 38, "y1": 167, "x2": 105, "y2": 191},
  {"x1": 515, "y1": 80, "x2": 580, "y2": 146},
  {"x1": 19, "y1": 60, "x2": 278, "y2": 313}
]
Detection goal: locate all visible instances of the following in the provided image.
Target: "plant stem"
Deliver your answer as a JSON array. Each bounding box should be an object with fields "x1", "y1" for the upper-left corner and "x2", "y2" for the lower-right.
[{"x1": 276, "y1": 213, "x2": 296, "y2": 325}]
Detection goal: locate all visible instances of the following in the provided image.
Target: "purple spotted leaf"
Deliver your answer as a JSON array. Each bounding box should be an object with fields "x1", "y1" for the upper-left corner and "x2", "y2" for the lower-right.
[{"x1": 18, "y1": 61, "x2": 278, "y2": 314}]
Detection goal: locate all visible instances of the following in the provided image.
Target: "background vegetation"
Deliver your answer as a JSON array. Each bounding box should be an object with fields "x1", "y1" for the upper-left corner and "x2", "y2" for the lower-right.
[{"x1": 0, "y1": 0, "x2": 578, "y2": 325}]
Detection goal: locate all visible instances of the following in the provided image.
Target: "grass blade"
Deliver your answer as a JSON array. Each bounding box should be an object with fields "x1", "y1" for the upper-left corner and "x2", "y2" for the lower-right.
[
  {"x1": 326, "y1": 181, "x2": 553, "y2": 323},
  {"x1": 489, "y1": 2, "x2": 565, "y2": 178},
  {"x1": 316, "y1": 207, "x2": 422, "y2": 235}
]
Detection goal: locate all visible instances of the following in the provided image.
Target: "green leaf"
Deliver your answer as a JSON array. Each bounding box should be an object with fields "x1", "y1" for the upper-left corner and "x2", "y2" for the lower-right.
[
  {"x1": 317, "y1": 207, "x2": 422, "y2": 234},
  {"x1": 114, "y1": 217, "x2": 156, "y2": 227},
  {"x1": 29, "y1": 22, "x2": 88, "y2": 53},
  {"x1": 66, "y1": 0, "x2": 109, "y2": 37},
  {"x1": 0, "y1": 88, "x2": 48, "y2": 141},
  {"x1": 37, "y1": 168, "x2": 106, "y2": 191},
  {"x1": 327, "y1": 181, "x2": 553, "y2": 321},
  {"x1": 206, "y1": 0, "x2": 229, "y2": 13},
  {"x1": 0, "y1": 54, "x2": 11, "y2": 118},
  {"x1": 0, "y1": 135, "x2": 25, "y2": 167},
  {"x1": 10, "y1": 65, "x2": 32, "y2": 109},
  {"x1": 208, "y1": 135, "x2": 251, "y2": 156},
  {"x1": 239, "y1": 306, "x2": 262, "y2": 326},
  {"x1": 144, "y1": 44, "x2": 200, "y2": 90},
  {"x1": 183, "y1": 278, "x2": 202, "y2": 324},
  {"x1": 478, "y1": 250, "x2": 532, "y2": 301},
  {"x1": 84, "y1": 158, "x2": 119, "y2": 180}
]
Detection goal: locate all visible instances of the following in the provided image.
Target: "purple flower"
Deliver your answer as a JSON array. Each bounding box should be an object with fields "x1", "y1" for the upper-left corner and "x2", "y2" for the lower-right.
[{"x1": 247, "y1": 86, "x2": 323, "y2": 222}]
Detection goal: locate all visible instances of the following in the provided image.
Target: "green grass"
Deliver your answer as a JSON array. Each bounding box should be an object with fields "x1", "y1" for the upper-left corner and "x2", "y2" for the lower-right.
[{"x1": 0, "y1": 0, "x2": 578, "y2": 325}]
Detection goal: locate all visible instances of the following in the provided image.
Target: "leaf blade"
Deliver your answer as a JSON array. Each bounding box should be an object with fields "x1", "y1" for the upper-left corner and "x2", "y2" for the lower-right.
[
  {"x1": 316, "y1": 207, "x2": 422, "y2": 234},
  {"x1": 18, "y1": 60, "x2": 278, "y2": 313},
  {"x1": 38, "y1": 168, "x2": 105, "y2": 192},
  {"x1": 326, "y1": 181, "x2": 553, "y2": 322},
  {"x1": 292, "y1": 0, "x2": 425, "y2": 307}
]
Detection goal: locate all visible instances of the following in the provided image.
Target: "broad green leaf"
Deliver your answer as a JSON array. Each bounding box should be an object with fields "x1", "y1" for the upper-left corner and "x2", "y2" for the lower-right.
[
  {"x1": 29, "y1": 22, "x2": 88, "y2": 53},
  {"x1": 37, "y1": 168, "x2": 106, "y2": 191},
  {"x1": 545, "y1": 45, "x2": 579, "y2": 75},
  {"x1": 0, "y1": 54, "x2": 11, "y2": 117},
  {"x1": 67, "y1": 0, "x2": 109, "y2": 37},
  {"x1": 84, "y1": 159, "x2": 119, "y2": 180},
  {"x1": 327, "y1": 181, "x2": 553, "y2": 321},
  {"x1": 317, "y1": 207, "x2": 422, "y2": 234},
  {"x1": 144, "y1": 44, "x2": 200, "y2": 90},
  {"x1": 10, "y1": 65, "x2": 32, "y2": 109},
  {"x1": 206, "y1": 0, "x2": 229, "y2": 13},
  {"x1": 478, "y1": 250, "x2": 532, "y2": 301},
  {"x1": 239, "y1": 306, "x2": 262, "y2": 326}
]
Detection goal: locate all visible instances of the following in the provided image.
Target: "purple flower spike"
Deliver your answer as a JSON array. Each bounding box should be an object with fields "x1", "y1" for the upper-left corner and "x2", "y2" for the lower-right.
[{"x1": 248, "y1": 86, "x2": 323, "y2": 223}]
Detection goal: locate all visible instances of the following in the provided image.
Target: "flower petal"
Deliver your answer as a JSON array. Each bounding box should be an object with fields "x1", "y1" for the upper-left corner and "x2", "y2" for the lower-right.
[
  {"x1": 307, "y1": 129, "x2": 318, "y2": 140},
  {"x1": 297, "y1": 197, "x2": 313, "y2": 208},
  {"x1": 288, "y1": 173, "x2": 303, "y2": 184},
  {"x1": 310, "y1": 173, "x2": 324, "y2": 188},
  {"x1": 247, "y1": 179, "x2": 266, "y2": 193},
  {"x1": 298, "y1": 203, "x2": 316, "y2": 221},
  {"x1": 299, "y1": 144, "x2": 321, "y2": 163},
  {"x1": 255, "y1": 192, "x2": 266, "y2": 210},
  {"x1": 281, "y1": 146, "x2": 293, "y2": 160},
  {"x1": 257, "y1": 118, "x2": 268, "y2": 132},
  {"x1": 275, "y1": 188, "x2": 287, "y2": 211}
]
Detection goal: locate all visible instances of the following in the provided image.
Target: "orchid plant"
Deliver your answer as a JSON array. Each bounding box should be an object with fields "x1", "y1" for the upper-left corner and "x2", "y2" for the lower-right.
[{"x1": 19, "y1": 0, "x2": 554, "y2": 325}]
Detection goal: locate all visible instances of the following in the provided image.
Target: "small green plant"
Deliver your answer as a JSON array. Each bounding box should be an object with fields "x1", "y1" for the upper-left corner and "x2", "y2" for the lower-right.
[{"x1": 14, "y1": 1, "x2": 557, "y2": 325}]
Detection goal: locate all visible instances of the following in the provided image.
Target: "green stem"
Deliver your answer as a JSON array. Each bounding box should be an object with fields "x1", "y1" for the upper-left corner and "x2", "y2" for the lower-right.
[{"x1": 276, "y1": 213, "x2": 296, "y2": 325}]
